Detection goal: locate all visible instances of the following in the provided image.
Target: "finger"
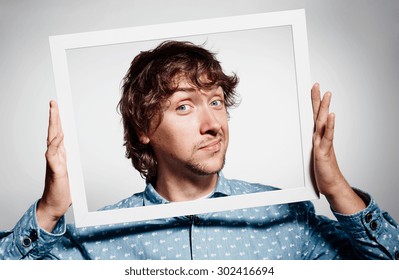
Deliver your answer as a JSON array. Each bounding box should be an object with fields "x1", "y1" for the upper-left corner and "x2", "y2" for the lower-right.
[
  {"x1": 315, "y1": 91, "x2": 332, "y2": 136},
  {"x1": 319, "y1": 113, "x2": 335, "y2": 152},
  {"x1": 47, "y1": 101, "x2": 60, "y2": 146},
  {"x1": 56, "y1": 102, "x2": 64, "y2": 136},
  {"x1": 46, "y1": 133, "x2": 65, "y2": 157},
  {"x1": 311, "y1": 83, "x2": 321, "y2": 122}
]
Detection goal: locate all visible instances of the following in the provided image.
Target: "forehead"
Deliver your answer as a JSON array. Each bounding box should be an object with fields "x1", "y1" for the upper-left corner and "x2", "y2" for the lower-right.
[
  {"x1": 173, "y1": 76, "x2": 193, "y2": 89},
  {"x1": 170, "y1": 76, "x2": 221, "y2": 95}
]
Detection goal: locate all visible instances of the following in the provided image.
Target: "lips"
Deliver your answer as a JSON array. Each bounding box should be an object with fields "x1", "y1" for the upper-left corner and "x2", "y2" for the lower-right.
[{"x1": 199, "y1": 138, "x2": 222, "y2": 151}]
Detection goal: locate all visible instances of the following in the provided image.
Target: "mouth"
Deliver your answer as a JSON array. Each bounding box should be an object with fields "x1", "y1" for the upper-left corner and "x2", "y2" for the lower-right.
[{"x1": 199, "y1": 138, "x2": 222, "y2": 152}]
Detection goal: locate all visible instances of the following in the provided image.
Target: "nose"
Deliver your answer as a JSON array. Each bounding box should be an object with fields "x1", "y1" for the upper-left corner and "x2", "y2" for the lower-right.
[{"x1": 199, "y1": 105, "x2": 222, "y2": 136}]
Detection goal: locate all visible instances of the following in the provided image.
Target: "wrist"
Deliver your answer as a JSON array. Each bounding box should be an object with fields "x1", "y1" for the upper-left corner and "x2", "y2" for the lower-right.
[
  {"x1": 324, "y1": 184, "x2": 367, "y2": 215},
  {"x1": 36, "y1": 199, "x2": 64, "y2": 232}
]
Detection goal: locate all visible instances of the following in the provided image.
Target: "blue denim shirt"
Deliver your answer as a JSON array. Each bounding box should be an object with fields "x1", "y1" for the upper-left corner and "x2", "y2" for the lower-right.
[{"x1": 1, "y1": 175, "x2": 398, "y2": 260}]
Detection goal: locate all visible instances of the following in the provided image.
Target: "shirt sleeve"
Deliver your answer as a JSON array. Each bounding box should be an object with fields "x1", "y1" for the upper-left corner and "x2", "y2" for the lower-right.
[
  {"x1": 0, "y1": 200, "x2": 67, "y2": 260},
  {"x1": 332, "y1": 190, "x2": 399, "y2": 260},
  {"x1": 297, "y1": 189, "x2": 399, "y2": 260}
]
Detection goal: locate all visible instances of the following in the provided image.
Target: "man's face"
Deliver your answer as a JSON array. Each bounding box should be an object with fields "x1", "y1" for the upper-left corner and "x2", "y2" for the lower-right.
[{"x1": 145, "y1": 78, "x2": 229, "y2": 179}]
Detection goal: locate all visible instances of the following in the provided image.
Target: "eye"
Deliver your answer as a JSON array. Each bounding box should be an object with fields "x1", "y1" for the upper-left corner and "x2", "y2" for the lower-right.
[
  {"x1": 176, "y1": 104, "x2": 189, "y2": 111},
  {"x1": 175, "y1": 104, "x2": 193, "y2": 114},
  {"x1": 210, "y1": 100, "x2": 223, "y2": 107}
]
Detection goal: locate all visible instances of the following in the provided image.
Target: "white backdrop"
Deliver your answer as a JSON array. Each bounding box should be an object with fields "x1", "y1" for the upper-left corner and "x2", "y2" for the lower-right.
[
  {"x1": 66, "y1": 25, "x2": 303, "y2": 213},
  {"x1": 0, "y1": 0, "x2": 398, "y2": 229}
]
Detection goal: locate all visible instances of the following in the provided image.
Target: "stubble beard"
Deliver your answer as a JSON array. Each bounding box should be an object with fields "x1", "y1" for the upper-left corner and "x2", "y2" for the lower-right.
[{"x1": 184, "y1": 149, "x2": 226, "y2": 176}]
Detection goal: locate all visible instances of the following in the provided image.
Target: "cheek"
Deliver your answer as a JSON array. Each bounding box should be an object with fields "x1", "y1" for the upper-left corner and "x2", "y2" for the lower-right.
[{"x1": 152, "y1": 123, "x2": 194, "y2": 151}]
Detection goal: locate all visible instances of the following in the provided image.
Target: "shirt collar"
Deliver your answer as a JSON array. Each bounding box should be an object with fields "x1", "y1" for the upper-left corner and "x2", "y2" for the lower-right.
[{"x1": 143, "y1": 172, "x2": 232, "y2": 206}]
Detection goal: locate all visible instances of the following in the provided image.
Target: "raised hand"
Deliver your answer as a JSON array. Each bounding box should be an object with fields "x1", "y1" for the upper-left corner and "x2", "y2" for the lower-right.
[
  {"x1": 311, "y1": 83, "x2": 365, "y2": 214},
  {"x1": 36, "y1": 101, "x2": 71, "y2": 232}
]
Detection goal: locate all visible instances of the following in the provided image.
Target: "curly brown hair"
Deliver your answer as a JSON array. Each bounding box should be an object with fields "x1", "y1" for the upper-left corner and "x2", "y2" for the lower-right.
[{"x1": 118, "y1": 40, "x2": 239, "y2": 184}]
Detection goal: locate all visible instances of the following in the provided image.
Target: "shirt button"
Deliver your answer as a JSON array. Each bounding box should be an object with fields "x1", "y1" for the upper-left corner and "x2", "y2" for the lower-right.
[
  {"x1": 193, "y1": 216, "x2": 201, "y2": 226},
  {"x1": 187, "y1": 215, "x2": 201, "y2": 225},
  {"x1": 22, "y1": 237, "x2": 32, "y2": 247},
  {"x1": 395, "y1": 251, "x2": 399, "y2": 260},
  {"x1": 29, "y1": 229, "x2": 38, "y2": 242},
  {"x1": 370, "y1": 220, "x2": 378, "y2": 231},
  {"x1": 365, "y1": 212, "x2": 373, "y2": 223}
]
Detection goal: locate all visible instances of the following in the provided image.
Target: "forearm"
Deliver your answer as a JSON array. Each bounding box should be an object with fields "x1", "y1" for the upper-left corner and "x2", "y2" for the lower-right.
[{"x1": 324, "y1": 179, "x2": 366, "y2": 215}]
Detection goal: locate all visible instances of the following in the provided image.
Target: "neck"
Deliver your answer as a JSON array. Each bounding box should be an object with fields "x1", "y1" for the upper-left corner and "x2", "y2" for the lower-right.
[{"x1": 155, "y1": 169, "x2": 218, "y2": 202}]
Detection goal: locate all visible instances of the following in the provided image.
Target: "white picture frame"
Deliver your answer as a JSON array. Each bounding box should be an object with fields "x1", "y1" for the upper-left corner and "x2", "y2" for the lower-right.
[{"x1": 49, "y1": 9, "x2": 317, "y2": 228}]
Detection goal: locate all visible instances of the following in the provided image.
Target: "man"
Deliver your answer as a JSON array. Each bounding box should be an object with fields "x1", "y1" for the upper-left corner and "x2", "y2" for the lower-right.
[{"x1": 1, "y1": 41, "x2": 398, "y2": 260}]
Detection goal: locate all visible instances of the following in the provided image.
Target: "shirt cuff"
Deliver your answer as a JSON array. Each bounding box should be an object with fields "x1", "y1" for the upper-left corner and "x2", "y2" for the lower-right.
[
  {"x1": 332, "y1": 189, "x2": 382, "y2": 239},
  {"x1": 332, "y1": 188, "x2": 399, "y2": 259},
  {"x1": 14, "y1": 200, "x2": 66, "y2": 258}
]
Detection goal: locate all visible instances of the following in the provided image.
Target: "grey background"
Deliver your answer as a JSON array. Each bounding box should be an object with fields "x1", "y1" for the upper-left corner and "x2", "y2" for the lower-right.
[{"x1": 1, "y1": 0, "x2": 398, "y2": 229}]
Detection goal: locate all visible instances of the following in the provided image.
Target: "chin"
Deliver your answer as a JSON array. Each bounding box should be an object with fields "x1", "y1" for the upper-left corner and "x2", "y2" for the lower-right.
[{"x1": 187, "y1": 156, "x2": 225, "y2": 176}]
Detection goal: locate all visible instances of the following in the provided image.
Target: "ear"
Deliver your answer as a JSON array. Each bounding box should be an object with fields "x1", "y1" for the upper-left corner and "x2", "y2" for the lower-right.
[{"x1": 139, "y1": 135, "x2": 150, "y2": 145}]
